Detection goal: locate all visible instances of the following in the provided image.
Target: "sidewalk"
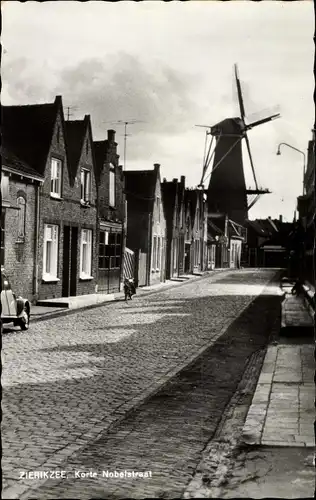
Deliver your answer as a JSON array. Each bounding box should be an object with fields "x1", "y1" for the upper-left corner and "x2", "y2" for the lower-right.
[
  {"x1": 31, "y1": 269, "x2": 230, "y2": 322},
  {"x1": 242, "y1": 280, "x2": 314, "y2": 447},
  {"x1": 242, "y1": 344, "x2": 315, "y2": 447}
]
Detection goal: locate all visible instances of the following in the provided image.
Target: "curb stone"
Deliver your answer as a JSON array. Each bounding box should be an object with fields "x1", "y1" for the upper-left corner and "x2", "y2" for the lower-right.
[{"x1": 30, "y1": 270, "x2": 231, "y2": 324}]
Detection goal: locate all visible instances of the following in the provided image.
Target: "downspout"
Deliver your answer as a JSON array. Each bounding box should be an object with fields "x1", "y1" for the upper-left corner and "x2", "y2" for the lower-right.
[{"x1": 33, "y1": 182, "x2": 41, "y2": 303}]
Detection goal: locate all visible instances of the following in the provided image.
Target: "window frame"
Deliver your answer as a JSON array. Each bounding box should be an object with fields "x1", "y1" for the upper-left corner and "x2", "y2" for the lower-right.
[
  {"x1": 152, "y1": 236, "x2": 157, "y2": 272},
  {"x1": 81, "y1": 168, "x2": 91, "y2": 204},
  {"x1": 156, "y1": 237, "x2": 161, "y2": 271},
  {"x1": 80, "y1": 228, "x2": 93, "y2": 279},
  {"x1": 50, "y1": 157, "x2": 63, "y2": 198},
  {"x1": 43, "y1": 224, "x2": 59, "y2": 281},
  {"x1": 98, "y1": 230, "x2": 121, "y2": 271}
]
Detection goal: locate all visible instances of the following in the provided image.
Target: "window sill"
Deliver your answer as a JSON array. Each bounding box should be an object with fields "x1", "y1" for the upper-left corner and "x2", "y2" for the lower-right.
[
  {"x1": 50, "y1": 194, "x2": 62, "y2": 201},
  {"x1": 42, "y1": 277, "x2": 60, "y2": 283},
  {"x1": 15, "y1": 239, "x2": 25, "y2": 244},
  {"x1": 80, "y1": 200, "x2": 91, "y2": 207},
  {"x1": 79, "y1": 275, "x2": 94, "y2": 281}
]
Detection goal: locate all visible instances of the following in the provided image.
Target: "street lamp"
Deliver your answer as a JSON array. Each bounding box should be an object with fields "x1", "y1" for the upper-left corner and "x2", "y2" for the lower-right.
[{"x1": 276, "y1": 142, "x2": 306, "y2": 195}]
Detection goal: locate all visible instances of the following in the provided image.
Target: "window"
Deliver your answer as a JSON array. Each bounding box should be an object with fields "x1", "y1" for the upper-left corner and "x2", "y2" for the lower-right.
[
  {"x1": 109, "y1": 164, "x2": 116, "y2": 207},
  {"x1": 80, "y1": 229, "x2": 93, "y2": 278},
  {"x1": 43, "y1": 224, "x2": 59, "y2": 280},
  {"x1": 17, "y1": 196, "x2": 26, "y2": 241},
  {"x1": 98, "y1": 230, "x2": 121, "y2": 270},
  {"x1": 81, "y1": 169, "x2": 91, "y2": 203},
  {"x1": 157, "y1": 237, "x2": 161, "y2": 270},
  {"x1": 152, "y1": 236, "x2": 157, "y2": 271},
  {"x1": 194, "y1": 239, "x2": 200, "y2": 266},
  {"x1": 50, "y1": 158, "x2": 62, "y2": 198}
]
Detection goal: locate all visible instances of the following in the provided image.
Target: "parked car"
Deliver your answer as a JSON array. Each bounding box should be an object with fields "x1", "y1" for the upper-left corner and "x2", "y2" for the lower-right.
[{"x1": 1, "y1": 269, "x2": 30, "y2": 332}]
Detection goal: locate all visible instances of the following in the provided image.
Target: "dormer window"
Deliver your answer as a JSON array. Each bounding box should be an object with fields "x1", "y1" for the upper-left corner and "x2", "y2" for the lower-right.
[
  {"x1": 81, "y1": 168, "x2": 91, "y2": 204},
  {"x1": 50, "y1": 158, "x2": 62, "y2": 198}
]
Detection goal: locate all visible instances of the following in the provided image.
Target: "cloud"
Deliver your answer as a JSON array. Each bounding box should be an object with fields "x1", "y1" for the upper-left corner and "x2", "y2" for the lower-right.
[{"x1": 53, "y1": 53, "x2": 203, "y2": 140}]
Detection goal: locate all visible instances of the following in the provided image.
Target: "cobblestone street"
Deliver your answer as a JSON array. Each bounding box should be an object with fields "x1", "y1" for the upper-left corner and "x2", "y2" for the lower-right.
[{"x1": 2, "y1": 269, "x2": 281, "y2": 498}]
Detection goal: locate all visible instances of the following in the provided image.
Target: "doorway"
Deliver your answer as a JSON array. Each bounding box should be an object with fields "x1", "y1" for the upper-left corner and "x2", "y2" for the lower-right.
[
  {"x1": 62, "y1": 226, "x2": 70, "y2": 297},
  {"x1": 70, "y1": 227, "x2": 78, "y2": 296}
]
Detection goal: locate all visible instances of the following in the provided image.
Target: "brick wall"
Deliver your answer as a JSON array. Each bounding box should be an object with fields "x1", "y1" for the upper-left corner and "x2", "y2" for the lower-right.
[
  {"x1": 37, "y1": 111, "x2": 98, "y2": 300},
  {"x1": 3, "y1": 176, "x2": 38, "y2": 301},
  {"x1": 98, "y1": 132, "x2": 125, "y2": 223}
]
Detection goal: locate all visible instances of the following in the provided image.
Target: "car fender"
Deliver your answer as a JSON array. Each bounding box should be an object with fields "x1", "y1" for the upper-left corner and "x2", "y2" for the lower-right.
[{"x1": 16, "y1": 297, "x2": 30, "y2": 317}]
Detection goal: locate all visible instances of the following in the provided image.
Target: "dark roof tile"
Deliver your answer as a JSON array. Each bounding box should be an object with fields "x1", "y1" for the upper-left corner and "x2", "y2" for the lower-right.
[
  {"x1": 2, "y1": 97, "x2": 60, "y2": 175},
  {"x1": 124, "y1": 169, "x2": 157, "y2": 203},
  {"x1": 2, "y1": 147, "x2": 44, "y2": 180}
]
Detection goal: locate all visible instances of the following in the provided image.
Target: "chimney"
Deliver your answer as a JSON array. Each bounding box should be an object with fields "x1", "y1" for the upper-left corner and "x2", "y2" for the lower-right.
[
  {"x1": 172, "y1": 178, "x2": 178, "y2": 184},
  {"x1": 154, "y1": 163, "x2": 160, "y2": 172},
  {"x1": 180, "y1": 175, "x2": 185, "y2": 187},
  {"x1": 279, "y1": 214, "x2": 283, "y2": 223},
  {"x1": 107, "y1": 129, "x2": 116, "y2": 142}
]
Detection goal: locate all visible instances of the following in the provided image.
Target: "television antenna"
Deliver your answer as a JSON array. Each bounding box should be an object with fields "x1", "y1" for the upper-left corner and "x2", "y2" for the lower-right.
[
  {"x1": 65, "y1": 106, "x2": 78, "y2": 121},
  {"x1": 109, "y1": 119, "x2": 145, "y2": 170}
]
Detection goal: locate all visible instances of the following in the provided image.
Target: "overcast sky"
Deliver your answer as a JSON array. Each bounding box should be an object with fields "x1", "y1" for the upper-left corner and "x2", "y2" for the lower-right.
[{"x1": 2, "y1": 1, "x2": 314, "y2": 221}]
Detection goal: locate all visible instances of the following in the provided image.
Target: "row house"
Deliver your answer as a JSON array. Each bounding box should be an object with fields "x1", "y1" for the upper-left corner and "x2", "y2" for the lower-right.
[
  {"x1": 2, "y1": 97, "x2": 126, "y2": 303},
  {"x1": 182, "y1": 188, "x2": 208, "y2": 274},
  {"x1": 124, "y1": 164, "x2": 166, "y2": 286},
  {"x1": 177, "y1": 176, "x2": 186, "y2": 276},
  {"x1": 297, "y1": 131, "x2": 315, "y2": 286},
  {"x1": 161, "y1": 176, "x2": 185, "y2": 279},
  {"x1": 1, "y1": 148, "x2": 44, "y2": 300},
  {"x1": 244, "y1": 216, "x2": 292, "y2": 268},
  {"x1": 206, "y1": 214, "x2": 246, "y2": 269},
  {"x1": 3, "y1": 96, "x2": 99, "y2": 302},
  {"x1": 94, "y1": 130, "x2": 125, "y2": 293}
]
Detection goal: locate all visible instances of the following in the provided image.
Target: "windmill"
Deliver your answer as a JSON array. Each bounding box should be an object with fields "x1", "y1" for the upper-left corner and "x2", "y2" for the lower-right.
[{"x1": 198, "y1": 64, "x2": 280, "y2": 226}]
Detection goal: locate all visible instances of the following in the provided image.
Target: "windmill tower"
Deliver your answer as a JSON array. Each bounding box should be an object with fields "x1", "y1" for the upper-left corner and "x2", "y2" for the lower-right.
[{"x1": 199, "y1": 64, "x2": 280, "y2": 226}]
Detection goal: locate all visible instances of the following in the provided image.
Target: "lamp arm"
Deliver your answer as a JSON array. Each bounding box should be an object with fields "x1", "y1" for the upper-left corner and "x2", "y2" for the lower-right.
[{"x1": 278, "y1": 142, "x2": 306, "y2": 164}]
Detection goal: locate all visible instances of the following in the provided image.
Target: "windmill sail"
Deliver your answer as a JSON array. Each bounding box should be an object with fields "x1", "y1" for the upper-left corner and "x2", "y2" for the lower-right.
[{"x1": 206, "y1": 63, "x2": 279, "y2": 225}]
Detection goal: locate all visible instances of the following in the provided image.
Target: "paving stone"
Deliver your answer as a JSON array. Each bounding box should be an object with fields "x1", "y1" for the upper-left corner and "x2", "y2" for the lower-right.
[{"x1": 2, "y1": 269, "x2": 280, "y2": 499}]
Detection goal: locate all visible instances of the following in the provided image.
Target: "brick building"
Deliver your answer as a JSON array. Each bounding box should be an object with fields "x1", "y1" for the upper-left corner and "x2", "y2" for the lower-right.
[
  {"x1": 2, "y1": 96, "x2": 98, "y2": 301},
  {"x1": 94, "y1": 130, "x2": 125, "y2": 293},
  {"x1": 297, "y1": 131, "x2": 315, "y2": 285},
  {"x1": 184, "y1": 188, "x2": 208, "y2": 273},
  {"x1": 63, "y1": 115, "x2": 98, "y2": 297},
  {"x1": 184, "y1": 190, "x2": 193, "y2": 273},
  {"x1": 124, "y1": 164, "x2": 166, "y2": 286},
  {"x1": 1, "y1": 148, "x2": 44, "y2": 302},
  {"x1": 161, "y1": 176, "x2": 186, "y2": 279},
  {"x1": 177, "y1": 176, "x2": 186, "y2": 276}
]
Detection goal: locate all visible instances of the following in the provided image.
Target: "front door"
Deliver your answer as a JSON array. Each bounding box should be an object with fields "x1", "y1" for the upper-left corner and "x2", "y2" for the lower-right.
[
  {"x1": 184, "y1": 243, "x2": 191, "y2": 273},
  {"x1": 70, "y1": 227, "x2": 78, "y2": 296},
  {"x1": 62, "y1": 225, "x2": 71, "y2": 297}
]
